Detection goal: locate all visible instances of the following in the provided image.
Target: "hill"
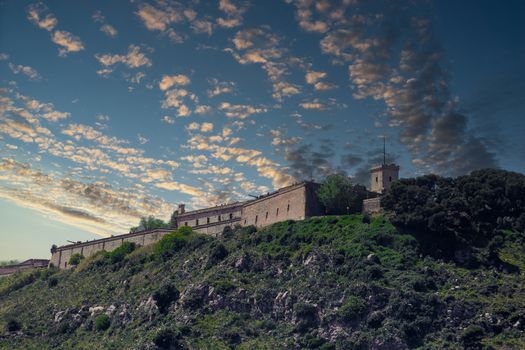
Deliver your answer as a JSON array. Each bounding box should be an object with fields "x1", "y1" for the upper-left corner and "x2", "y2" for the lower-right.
[{"x1": 1, "y1": 212, "x2": 524, "y2": 349}]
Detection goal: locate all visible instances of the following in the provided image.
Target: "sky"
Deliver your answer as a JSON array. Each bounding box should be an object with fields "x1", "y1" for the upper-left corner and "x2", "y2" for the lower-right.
[{"x1": 0, "y1": 0, "x2": 524, "y2": 260}]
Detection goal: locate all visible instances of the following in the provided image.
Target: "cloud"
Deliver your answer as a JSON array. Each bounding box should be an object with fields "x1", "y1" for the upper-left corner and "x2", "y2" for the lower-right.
[
  {"x1": 95, "y1": 45, "x2": 152, "y2": 70},
  {"x1": 27, "y1": 3, "x2": 57, "y2": 31},
  {"x1": 299, "y1": 100, "x2": 326, "y2": 110},
  {"x1": 0, "y1": 158, "x2": 174, "y2": 236},
  {"x1": 41, "y1": 111, "x2": 70, "y2": 122},
  {"x1": 287, "y1": 0, "x2": 497, "y2": 176},
  {"x1": 138, "y1": 134, "x2": 149, "y2": 145},
  {"x1": 191, "y1": 19, "x2": 214, "y2": 36},
  {"x1": 217, "y1": 0, "x2": 248, "y2": 28},
  {"x1": 207, "y1": 78, "x2": 236, "y2": 97},
  {"x1": 218, "y1": 102, "x2": 267, "y2": 119},
  {"x1": 195, "y1": 105, "x2": 212, "y2": 115},
  {"x1": 161, "y1": 115, "x2": 175, "y2": 124},
  {"x1": 52, "y1": 30, "x2": 85, "y2": 57},
  {"x1": 92, "y1": 10, "x2": 118, "y2": 38},
  {"x1": 159, "y1": 74, "x2": 191, "y2": 90},
  {"x1": 186, "y1": 122, "x2": 214, "y2": 133},
  {"x1": 227, "y1": 27, "x2": 303, "y2": 101},
  {"x1": 136, "y1": 3, "x2": 183, "y2": 32},
  {"x1": 8, "y1": 63, "x2": 41, "y2": 80},
  {"x1": 100, "y1": 24, "x2": 118, "y2": 38}
]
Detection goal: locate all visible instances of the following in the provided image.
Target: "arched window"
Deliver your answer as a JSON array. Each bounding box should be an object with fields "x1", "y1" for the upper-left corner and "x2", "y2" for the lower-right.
[
  {"x1": 276, "y1": 208, "x2": 279, "y2": 216},
  {"x1": 207, "y1": 217, "x2": 210, "y2": 224},
  {"x1": 196, "y1": 219, "x2": 199, "y2": 226},
  {"x1": 265, "y1": 212, "x2": 268, "y2": 219},
  {"x1": 229, "y1": 213, "x2": 233, "y2": 220},
  {"x1": 255, "y1": 215, "x2": 258, "y2": 224}
]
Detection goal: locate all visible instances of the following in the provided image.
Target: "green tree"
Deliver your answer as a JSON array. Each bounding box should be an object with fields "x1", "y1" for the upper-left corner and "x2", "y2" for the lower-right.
[
  {"x1": 130, "y1": 216, "x2": 169, "y2": 233},
  {"x1": 317, "y1": 174, "x2": 364, "y2": 214},
  {"x1": 68, "y1": 253, "x2": 84, "y2": 266}
]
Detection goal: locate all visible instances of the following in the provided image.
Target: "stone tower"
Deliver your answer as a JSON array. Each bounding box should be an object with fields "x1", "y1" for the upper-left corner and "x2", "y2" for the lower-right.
[
  {"x1": 370, "y1": 163, "x2": 400, "y2": 193},
  {"x1": 370, "y1": 137, "x2": 399, "y2": 193}
]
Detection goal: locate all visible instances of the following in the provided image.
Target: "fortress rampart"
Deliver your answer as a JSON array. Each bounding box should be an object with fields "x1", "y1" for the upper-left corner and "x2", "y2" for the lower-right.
[
  {"x1": 50, "y1": 182, "x2": 323, "y2": 269},
  {"x1": 50, "y1": 167, "x2": 398, "y2": 270}
]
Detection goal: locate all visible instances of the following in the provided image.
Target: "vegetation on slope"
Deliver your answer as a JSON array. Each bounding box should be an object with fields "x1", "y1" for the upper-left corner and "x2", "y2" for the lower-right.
[{"x1": 0, "y1": 214, "x2": 524, "y2": 349}]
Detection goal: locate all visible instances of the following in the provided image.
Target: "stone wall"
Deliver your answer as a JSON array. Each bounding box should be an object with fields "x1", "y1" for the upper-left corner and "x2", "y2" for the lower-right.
[
  {"x1": 176, "y1": 203, "x2": 243, "y2": 233},
  {"x1": 50, "y1": 182, "x2": 323, "y2": 269},
  {"x1": 50, "y1": 229, "x2": 173, "y2": 269},
  {"x1": 0, "y1": 259, "x2": 49, "y2": 276},
  {"x1": 240, "y1": 182, "x2": 320, "y2": 228},
  {"x1": 363, "y1": 197, "x2": 382, "y2": 213}
]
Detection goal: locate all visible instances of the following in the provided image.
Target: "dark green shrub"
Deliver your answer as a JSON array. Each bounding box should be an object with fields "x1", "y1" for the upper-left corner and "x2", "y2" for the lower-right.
[
  {"x1": 6, "y1": 318, "x2": 21, "y2": 332},
  {"x1": 177, "y1": 226, "x2": 193, "y2": 236},
  {"x1": 222, "y1": 225, "x2": 233, "y2": 238},
  {"x1": 461, "y1": 325, "x2": 485, "y2": 345},
  {"x1": 68, "y1": 253, "x2": 84, "y2": 266},
  {"x1": 294, "y1": 303, "x2": 318, "y2": 331},
  {"x1": 209, "y1": 242, "x2": 228, "y2": 263},
  {"x1": 94, "y1": 314, "x2": 110, "y2": 331},
  {"x1": 153, "y1": 327, "x2": 180, "y2": 349},
  {"x1": 154, "y1": 229, "x2": 191, "y2": 259},
  {"x1": 339, "y1": 296, "x2": 367, "y2": 322},
  {"x1": 107, "y1": 241, "x2": 136, "y2": 264},
  {"x1": 153, "y1": 283, "x2": 180, "y2": 313},
  {"x1": 48, "y1": 277, "x2": 58, "y2": 287},
  {"x1": 362, "y1": 213, "x2": 371, "y2": 224}
]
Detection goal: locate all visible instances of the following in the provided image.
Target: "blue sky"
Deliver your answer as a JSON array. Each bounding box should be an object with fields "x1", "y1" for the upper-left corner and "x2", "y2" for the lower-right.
[{"x1": 0, "y1": 0, "x2": 524, "y2": 260}]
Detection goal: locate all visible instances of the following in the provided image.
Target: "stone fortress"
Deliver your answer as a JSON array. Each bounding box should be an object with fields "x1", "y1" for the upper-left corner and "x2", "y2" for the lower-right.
[{"x1": 49, "y1": 161, "x2": 399, "y2": 269}]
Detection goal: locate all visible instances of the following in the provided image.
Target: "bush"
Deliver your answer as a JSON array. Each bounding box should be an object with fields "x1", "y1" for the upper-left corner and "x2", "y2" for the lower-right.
[
  {"x1": 154, "y1": 228, "x2": 192, "y2": 259},
  {"x1": 209, "y1": 242, "x2": 228, "y2": 264},
  {"x1": 69, "y1": 253, "x2": 84, "y2": 266},
  {"x1": 107, "y1": 241, "x2": 136, "y2": 264},
  {"x1": 339, "y1": 296, "x2": 367, "y2": 322},
  {"x1": 5, "y1": 318, "x2": 21, "y2": 332},
  {"x1": 47, "y1": 277, "x2": 58, "y2": 287},
  {"x1": 153, "y1": 283, "x2": 180, "y2": 313},
  {"x1": 153, "y1": 327, "x2": 180, "y2": 349},
  {"x1": 94, "y1": 314, "x2": 110, "y2": 331},
  {"x1": 461, "y1": 325, "x2": 485, "y2": 345}
]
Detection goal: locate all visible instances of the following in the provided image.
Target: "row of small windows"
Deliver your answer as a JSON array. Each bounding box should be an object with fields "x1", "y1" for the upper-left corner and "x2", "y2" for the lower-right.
[
  {"x1": 184, "y1": 213, "x2": 234, "y2": 227},
  {"x1": 245, "y1": 204, "x2": 290, "y2": 225}
]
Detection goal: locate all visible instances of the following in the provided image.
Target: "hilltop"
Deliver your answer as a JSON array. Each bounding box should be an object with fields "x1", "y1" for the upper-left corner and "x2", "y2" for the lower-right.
[{"x1": 0, "y1": 214, "x2": 524, "y2": 349}]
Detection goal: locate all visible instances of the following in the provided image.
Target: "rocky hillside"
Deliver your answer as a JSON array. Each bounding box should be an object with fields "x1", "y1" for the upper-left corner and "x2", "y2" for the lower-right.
[{"x1": 1, "y1": 212, "x2": 524, "y2": 349}]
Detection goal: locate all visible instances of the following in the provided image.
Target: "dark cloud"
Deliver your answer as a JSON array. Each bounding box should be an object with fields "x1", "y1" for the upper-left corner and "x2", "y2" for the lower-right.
[
  {"x1": 287, "y1": 0, "x2": 499, "y2": 177},
  {"x1": 284, "y1": 140, "x2": 343, "y2": 181}
]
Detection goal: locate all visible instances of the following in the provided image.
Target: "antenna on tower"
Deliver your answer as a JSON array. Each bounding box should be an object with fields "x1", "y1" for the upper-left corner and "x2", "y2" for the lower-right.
[{"x1": 382, "y1": 135, "x2": 386, "y2": 165}]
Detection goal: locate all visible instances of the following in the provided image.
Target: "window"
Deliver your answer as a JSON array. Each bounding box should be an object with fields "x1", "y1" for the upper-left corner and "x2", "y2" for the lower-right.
[
  {"x1": 255, "y1": 215, "x2": 258, "y2": 224},
  {"x1": 229, "y1": 213, "x2": 233, "y2": 220},
  {"x1": 207, "y1": 217, "x2": 210, "y2": 224},
  {"x1": 287, "y1": 204, "x2": 290, "y2": 212},
  {"x1": 244, "y1": 219, "x2": 246, "y2": 225},
  {"x1": 218, "y1": 215, "x2": 221, "y2": 222},
  {"x1": 389, "y1": 176, "x2": 392, "y2": 182},
  {"x1": 276, "y1": 208, "x2": 279, "y2": 216},
  {"x1": 65, "y1": 262, "x2": 67, "y2": 268},
  {"x1": 265, "y1": 212, "x2": 268, "y2": 219},
  {"x1": 184, "y1": 222, "x2": 188, "y2": 226},
  {"x1": 375, "y1": 176, "x2": 378, "y2": 183},
  {"x1": 196, "y1": 219, "x2": 199, "y2": 226}
]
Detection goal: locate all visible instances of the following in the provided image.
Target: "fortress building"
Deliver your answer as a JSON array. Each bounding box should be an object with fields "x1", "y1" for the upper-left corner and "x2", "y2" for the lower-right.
[
  {"x1": 49, "y1": 160, "x2": 399, "y2": 269},
  {"x1": 50, "y1": 182, "x2": 324, "y2": 269}
]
